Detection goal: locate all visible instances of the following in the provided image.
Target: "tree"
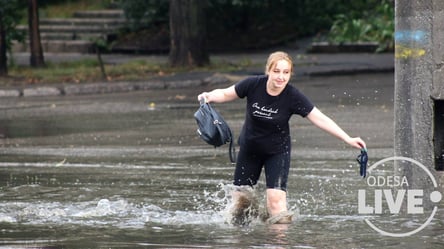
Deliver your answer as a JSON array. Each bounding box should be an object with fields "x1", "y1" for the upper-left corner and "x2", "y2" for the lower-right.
[
  {"x1": 169, "y1": 0, "x2": 209, "y2": 67},
  {"x1": 0, "y1": 0, "x2": 25, "y2": 76},
  {"x1": 28, "y1": 0, "x2": 45, "y2": 67},
  {"x1": 0, "y1": 18, "x2": 7, "y2": 75}
]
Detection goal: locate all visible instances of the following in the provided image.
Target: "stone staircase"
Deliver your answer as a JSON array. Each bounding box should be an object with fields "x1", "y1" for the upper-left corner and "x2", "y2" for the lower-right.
[{"x1": 13, "y1": 9, "x2": 127, "y2": 53}]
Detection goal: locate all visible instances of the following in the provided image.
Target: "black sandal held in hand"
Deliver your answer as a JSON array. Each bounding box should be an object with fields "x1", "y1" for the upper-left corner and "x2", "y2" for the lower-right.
[{"x1": 356, "y1": 148, "x2": 368, "y2": 178}]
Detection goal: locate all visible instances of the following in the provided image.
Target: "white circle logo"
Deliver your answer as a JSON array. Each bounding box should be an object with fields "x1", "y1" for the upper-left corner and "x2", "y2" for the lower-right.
[{"x1": 358, "y1": 156, "x2": 442, "y2": 237}]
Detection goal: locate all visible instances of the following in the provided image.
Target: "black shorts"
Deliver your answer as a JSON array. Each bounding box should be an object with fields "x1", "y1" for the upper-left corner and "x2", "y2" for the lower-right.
[{"x1": 233, "y1": 144, "x2": 291, "y2": 191}]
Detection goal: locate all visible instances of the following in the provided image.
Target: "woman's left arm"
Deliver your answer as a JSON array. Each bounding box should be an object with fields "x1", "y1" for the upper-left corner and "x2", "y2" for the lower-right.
[{"x1": 306, "y1": 107, "x2": 366, "y2": 149}]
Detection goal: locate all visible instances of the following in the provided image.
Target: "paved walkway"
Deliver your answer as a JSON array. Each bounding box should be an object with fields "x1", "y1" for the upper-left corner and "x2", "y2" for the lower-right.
[{"x1": 3, "y1": 39, "x2": 394, "y2": 97}]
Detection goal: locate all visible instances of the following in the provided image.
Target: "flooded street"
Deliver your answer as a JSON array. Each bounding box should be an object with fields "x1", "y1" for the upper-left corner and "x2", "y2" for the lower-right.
[{"x1": 1, "y1": 73, "x2": 443, "y2": 248}]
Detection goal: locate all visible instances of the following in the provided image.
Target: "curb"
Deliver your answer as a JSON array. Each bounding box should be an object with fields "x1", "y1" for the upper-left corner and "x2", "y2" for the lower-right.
[
  {"x1": 307, "y1": 42, "x2": 381, "y2": 53},
  {"x1": 0, "y1": 63, "x2": 394, "y2": 98},
  {"x1": 304, "y1": 66, "x2": 394, "y2": 77},
  {"x1": 0, "y1": 73, "x2": 233, "y2": 98}
]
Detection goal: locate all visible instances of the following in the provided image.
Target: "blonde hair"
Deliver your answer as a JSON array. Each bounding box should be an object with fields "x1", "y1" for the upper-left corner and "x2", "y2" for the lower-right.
[{"x1": 265, "y1": 51, "x2": 293, "y2": 75}]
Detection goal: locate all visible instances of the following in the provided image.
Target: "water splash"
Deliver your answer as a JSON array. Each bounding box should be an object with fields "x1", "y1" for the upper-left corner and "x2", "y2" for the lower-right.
[
  {"x1": 0, "y1": 184, "x2": 259, "y2": 228},
  {"x1": 0, "y1": 180, "x2": 306, "y2": 230},
  {"x1": 194, "y1": 183, "x2": 264, "y2": 225}
]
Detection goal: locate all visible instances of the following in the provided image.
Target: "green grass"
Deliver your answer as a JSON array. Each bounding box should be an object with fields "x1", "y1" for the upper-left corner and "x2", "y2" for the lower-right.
[
  {"x1": 6, "y1": 59, "x2": 163, "y2": 84},
  {"x1": 2, "y1": 57, "x2": 256, "y2": 86},
  {"x1": 39, "y1": 0, "x2": 111, "y2": 19}
]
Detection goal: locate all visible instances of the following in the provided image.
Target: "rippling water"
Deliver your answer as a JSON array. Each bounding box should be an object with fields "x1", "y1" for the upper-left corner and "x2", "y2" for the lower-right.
[
  {"x1": 1, "y1": 74, "x2": 443, "y2": 248},
  {"x1": 1, "y1": 159, "x2": 443, "y2": 248}
]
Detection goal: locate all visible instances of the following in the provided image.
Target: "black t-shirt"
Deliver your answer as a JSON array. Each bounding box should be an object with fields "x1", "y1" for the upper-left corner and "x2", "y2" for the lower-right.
[{"x1": 235, "y1": 75, "x2": 314, "y2": 154}]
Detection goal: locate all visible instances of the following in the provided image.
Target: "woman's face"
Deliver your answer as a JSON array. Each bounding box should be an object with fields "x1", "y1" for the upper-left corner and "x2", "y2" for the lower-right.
[{"x1": 267, "y1": 59, "x2": 292, "y2": 91}]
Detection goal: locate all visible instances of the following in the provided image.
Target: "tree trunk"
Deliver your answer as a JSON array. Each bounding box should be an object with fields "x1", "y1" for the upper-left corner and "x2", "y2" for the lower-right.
[
  {"x1": 28, "y1": 0, "x2": 45, "y2": 67},
  {"x1": 0, "y1": 19, "x2": 7, "y2": 76},
  {"x1": 96, "y1": 44, "x2": 107, "y2": 80},
  {"x1": 169, "y1": 0, "x2": 209, "y2": 67}
]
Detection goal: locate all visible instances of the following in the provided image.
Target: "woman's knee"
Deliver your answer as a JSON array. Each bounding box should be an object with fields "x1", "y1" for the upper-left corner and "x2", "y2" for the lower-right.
[{"x1": 266, "y1": 189, "x2": 287, "y2": 212}]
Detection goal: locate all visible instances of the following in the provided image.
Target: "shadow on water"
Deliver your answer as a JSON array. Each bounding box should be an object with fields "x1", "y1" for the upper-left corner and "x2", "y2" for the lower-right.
[{"x1": 0, "y1": 73, "x2": 443, "y2": 248}]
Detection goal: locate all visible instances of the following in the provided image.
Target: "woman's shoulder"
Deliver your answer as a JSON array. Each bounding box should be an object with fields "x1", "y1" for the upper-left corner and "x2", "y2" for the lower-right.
[
  {"x1": 236, "y1": 75, "x2": 267, "y2": 88},
  {"x1": 235, "y1": 75, "x2": 267, "y2": 98},
  {"x1": 285, "y1": 84, "x2": 314, "y2": 113},
  {"x1": 285, "y1": 84, "x2": 304, "y2": 95},
  {"x1": 241, "y1": 75, "x2": 267, "y2": 83}
]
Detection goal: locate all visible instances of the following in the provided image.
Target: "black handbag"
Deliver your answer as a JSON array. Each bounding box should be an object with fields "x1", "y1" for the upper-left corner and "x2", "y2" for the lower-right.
[{"x1": 194, "y1": 100, "x2": 236, "y2": 163}]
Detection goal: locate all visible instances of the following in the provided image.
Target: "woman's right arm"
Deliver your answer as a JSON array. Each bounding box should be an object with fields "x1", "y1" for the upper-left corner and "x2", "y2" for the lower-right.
[{"x1": 197, "y1": 85, "x2": 239, "y2": 103}]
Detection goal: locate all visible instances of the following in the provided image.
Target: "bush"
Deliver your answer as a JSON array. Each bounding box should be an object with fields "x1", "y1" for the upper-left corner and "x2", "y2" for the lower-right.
[
  {"x1": 0, "y1": 0, "x2": 26, "y2": 49},
  {"x1": 115, "y1": 0, "x2": 394, "y2": 51},
  {"x1": 327, "y1": 0, "x2": 394, "y2": 52}
]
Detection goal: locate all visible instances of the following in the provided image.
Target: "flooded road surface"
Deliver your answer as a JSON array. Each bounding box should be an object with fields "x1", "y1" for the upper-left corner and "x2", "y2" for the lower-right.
[{"x1": 1, "y1": 73, "x2": 443, "y2": 248}]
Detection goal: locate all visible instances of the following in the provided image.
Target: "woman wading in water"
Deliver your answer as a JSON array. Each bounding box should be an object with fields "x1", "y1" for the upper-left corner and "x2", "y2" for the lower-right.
[{"x1": 198, "y1": 51, "x2": 366, "y2": 224}]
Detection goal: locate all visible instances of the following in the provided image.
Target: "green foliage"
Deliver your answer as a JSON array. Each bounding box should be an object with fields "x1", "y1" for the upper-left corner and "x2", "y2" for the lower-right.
[
  {"x1": 114, "y1": 0, "x2": 396, "y2": 50},
  {"x1": 116, "y1": 0, "x2": 169, "y2": 31},
  {"x1": 0, "y1": 0, "x2": 26, "y2": 49},
  {"x1": 116, "y1": 0, "x2": 374, "y2": 47},
  {"x1": 327, "y1": 0, "x2": 394, "y2": 51},
  {"x1": 206, "y1": 0, "x2": 344, "y2": 37},
  {"x1": 328, "y1": 15, "x2": 374, "y2": 42},
  {"x1": 3, "y1": 0, "x2": 395, "y2": 55},
  {"x1": 92, "y1": 37, "x2": 113, "y2": 51}
]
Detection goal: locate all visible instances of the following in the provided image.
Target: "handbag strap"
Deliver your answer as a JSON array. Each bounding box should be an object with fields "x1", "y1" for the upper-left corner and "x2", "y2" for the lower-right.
[
  {"x1": 228, "y1": 129, "x2": 236, "y2": 163},
  {"x1": 200, "y1": 100, "x2": 236, "y2": 163}
]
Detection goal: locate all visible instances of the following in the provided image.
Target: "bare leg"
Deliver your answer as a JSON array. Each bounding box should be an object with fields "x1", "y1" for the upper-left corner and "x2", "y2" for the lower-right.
[
  {"x1": 266, "y1": 189, "x2": 292, "y2": 224},
  {"x1": 230, "y1": 188, "x2": 258, "y2": 225}
]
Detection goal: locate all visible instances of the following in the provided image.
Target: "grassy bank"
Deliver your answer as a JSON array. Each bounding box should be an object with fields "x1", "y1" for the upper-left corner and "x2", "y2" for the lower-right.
[
  {"x1": 38, "y1": 0, "x2": 110, "y2": 18},
  {"x1": 7, "y1": 59, "x2": 167, "y2": 85},
  {"x1": 3, "y1": 58, "x2": 254, "y2": 86}
]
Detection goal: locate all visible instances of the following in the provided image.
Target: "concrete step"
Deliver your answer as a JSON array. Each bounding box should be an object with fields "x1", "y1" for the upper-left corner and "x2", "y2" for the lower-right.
[
  {"x1": 73, "y1": 9, "x2": 125, "y2": 19},
  {"x1": 39, "y1": 32, "x2": 105, "y2": 41},
  {"x1": 13, "y1": 9, "x2": 127, "y2": 53},
  {"x1": 17, "y1": 24, "x2": 120, "y2": 34},
  {"x1": 39, "y1": 18, "x2": 126, "y2": 27},
  {"x1": 13, "y1": 40, "x2": 95, "y2": 53}
]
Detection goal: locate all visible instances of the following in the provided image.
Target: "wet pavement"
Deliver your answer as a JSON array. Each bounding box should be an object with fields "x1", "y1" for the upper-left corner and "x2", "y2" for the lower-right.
[{"x1": 0, "y1": 72, "x2": 395, "y2": 161}]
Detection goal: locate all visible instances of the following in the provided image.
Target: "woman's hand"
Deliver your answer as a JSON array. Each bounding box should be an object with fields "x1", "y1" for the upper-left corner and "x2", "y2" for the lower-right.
[
  {"x1": 197, "y1": 92, "x2": 209, "y2": 103},
  {"x1": 345, "y1": 137, "x2": 367, "y2": 150}
]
